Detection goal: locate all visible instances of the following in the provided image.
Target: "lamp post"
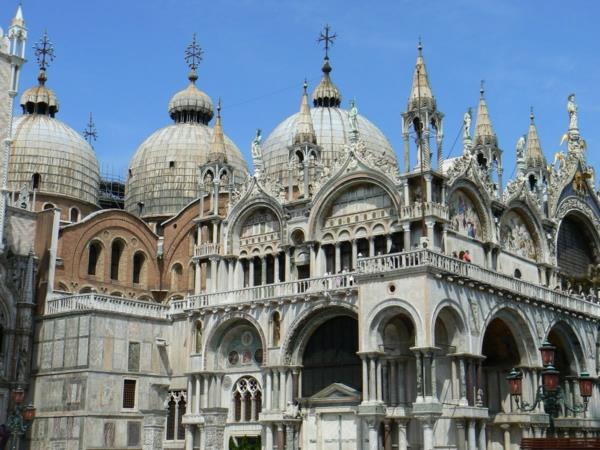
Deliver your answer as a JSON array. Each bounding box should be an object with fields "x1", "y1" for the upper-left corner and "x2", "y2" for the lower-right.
[
  {"x1": 6, "y1": 387, "x2": 36, "y2": 450},
  {"x1": 506, "y1": 341, "x2": 593, "y2": 436}
]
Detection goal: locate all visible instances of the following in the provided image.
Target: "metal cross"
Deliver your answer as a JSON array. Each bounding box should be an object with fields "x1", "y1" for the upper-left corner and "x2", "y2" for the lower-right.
[
  {"x1": 34, "y1": 30, "x2": 55, "y2": 70},
  {"x1": 185, "y1": 33, "x2": 203, "y2": 71},
  {"x1": 83, "y1": 113, "x2": 98, "y2": 145},
  {"x1": 317, "y1": 24, "x2": 337, "y2": 59}
]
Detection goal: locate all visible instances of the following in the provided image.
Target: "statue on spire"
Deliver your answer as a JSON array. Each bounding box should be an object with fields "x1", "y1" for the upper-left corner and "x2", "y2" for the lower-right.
[
  {"x1": 251, "y1": 129, "x2": 263, "y2": 177},
  {"x1": 348, "y1": 99, "x2": 359, "y2": 142},
  {"x1": 463, "y1": 107, "x2": 472, "y2": 141},
  {"x1": 567, "y1": 93, "x2": 578, "y2": 131}
]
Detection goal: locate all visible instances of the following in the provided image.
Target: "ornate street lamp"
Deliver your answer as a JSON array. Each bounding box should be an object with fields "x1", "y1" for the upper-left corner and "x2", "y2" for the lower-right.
[
  {"x1": 7, "y1": 386, "x2": 36, "y2": 450},
  {"x1": 506, "y1": 344, "x2": 593, "y2": 436}
]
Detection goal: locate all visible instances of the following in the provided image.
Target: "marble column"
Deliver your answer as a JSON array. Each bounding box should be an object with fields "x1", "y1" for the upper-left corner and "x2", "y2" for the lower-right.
[
  {"x1": 249, "y1": 259, "x2": 255, "y2": 287},
  {"x1": 423, "y1": 420, "x2": 434, "y2": 450},
  {"x1": 352, "y1": 240, "x2": 358, "y2": 269},
  {"x1": 362, "y1": 356, "x2": 369, "y2": 401},
  {"x1": 185, "y1": 426, "x2": 193, "y2": 450},
  {"x1": 266, "y1": 370, "x2": 273, "y2": 410},
  {"x1": 455, "y1": 420, "x2": 466, "y2": 450},
  {"x1": 501, "y1": 424, "x2": 511, "y2": 450},
  {"x1": 376, "y1": 357, "x2": 383, "y2": 402},
  {"x1": 276, "y1": 424, "x2": 285, "y2": 450},
  {"x1": 334, "y1": 243, "x2": 341, "y2": 273},
  {"x1": 274, "y1": 253, "x2": 280, "y2": 282},
  {"x1": 384, "y1": 420, "x2": 392, "y2": 450},
  {"x1": 195, "y1": 376, "x2": 201, "y2": 414},
  {"x1": 264, "y1": 423, "x2": 274, "y2": 450},
  {"x1": 478, "y1": 421, "x2": 487, "y2": 450},
  {"x1": 369, "y1": 357, "x2": 377, "y2": 402},
  {"x1": 368, "y1": 237, "x2": 375, "y2": 257},
  {"x1": 390, "y1": 360, "x2": 398, "y2": 406},
  {"x1": 403, "y1": 224, "x2": 411, "y2": 251},
  {"x1": 261, "y1": 256, "x2": 267, "y2": 285},
  {"x1": 368, "y1": 420, "x2": 379, "y2": 450},
  {"x1": 397, "y1": 420, "x2": 408, "y2": 450},
  {"x1": 467, "y1": 420, "x2": 477, "y2": 450}
]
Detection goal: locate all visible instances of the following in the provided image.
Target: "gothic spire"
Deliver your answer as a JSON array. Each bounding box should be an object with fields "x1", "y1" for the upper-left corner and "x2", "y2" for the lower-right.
[
  {"x1": 473, "y1": 81, "x2": 497, "y2": 147},
  {"x1": 294, "y1": 81, "x2": 317, "y2": 145},
  {"x1": 525, "y1": 108, "x2": 546, "y2": 169},
  {"x1": 11, "y1": 4, "x2": 24, "y2": 27},
  {"x1": 208, "y1": 98, "x2": 228, "y2": 163},
  {"x1": 312, "y1": 25, "x2": 341, "y2": 107},
  {"x1": 407, "y1": 39, "x2": 435, "y2": 111}
]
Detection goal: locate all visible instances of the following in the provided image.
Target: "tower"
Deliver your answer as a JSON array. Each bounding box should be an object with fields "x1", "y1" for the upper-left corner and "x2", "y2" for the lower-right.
[
  {"x1": 401, "y1": 41, "x2": 444, "y2": 172},
  {"x1": 522, "y1": 108, "x2": 548, "y2": 195},
  {"x1": 0, "y1": 5, "x2": 27, "y2": 253}
]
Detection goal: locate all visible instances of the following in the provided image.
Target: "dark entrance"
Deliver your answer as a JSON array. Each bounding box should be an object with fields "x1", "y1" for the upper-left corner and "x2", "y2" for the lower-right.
[
  {"x1": 229, "y1": 436, "x2": 261, "y2": 450},
  {"x1": 301, "y1": 315, "x2": 361, "y2": 397}
]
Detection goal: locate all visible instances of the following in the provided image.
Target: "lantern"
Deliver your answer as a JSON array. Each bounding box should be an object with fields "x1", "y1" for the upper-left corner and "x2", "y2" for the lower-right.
[
  {"x1": 506, "y1": 368, "x2": 523, "y2": 396},
  {"x1": 539, "y1": 341, "x2": 556, "y2": 367},
  {"x1": 22, "y1": 404, "x2": 36, "y2": 421},
  {"x1": 11, "y1": 387, "x2": 25, "y2": 405},
  {"x1": 579, "y1": 371, "x2": 594, "y2": 399},
  {"x1": 542, "y1": 365, "x2": 560, "y2": 392}
]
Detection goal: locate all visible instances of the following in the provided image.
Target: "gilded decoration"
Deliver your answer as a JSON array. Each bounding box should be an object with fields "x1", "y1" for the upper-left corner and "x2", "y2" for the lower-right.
[
  {"x1": 500, "y1": 211, "x2": 536, "y2": 260},
  {"x1": 449, "y1": 191, "x2": 482, "y2": 239}
]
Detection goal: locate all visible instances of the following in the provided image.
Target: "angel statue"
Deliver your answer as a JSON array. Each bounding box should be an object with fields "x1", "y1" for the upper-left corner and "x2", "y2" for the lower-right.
[
  {"x1": 463, "y1": 107, "x2": 472, "y2": 140},
  {"x1": 251, "y1": 128, "x2": 262, "y2": 159},
  {"x1": 567, "y1": 93, "x2": 578, "y2": 130},
  {"x1": 348, "y1": 99, "x2": 359, "y2": 136},
  {"x1": 516, "y1": 135, "x2": 526, "y2": 160}
]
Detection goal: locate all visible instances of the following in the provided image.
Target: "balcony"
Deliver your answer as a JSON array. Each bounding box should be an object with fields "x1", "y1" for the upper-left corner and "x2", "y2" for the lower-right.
[
  {"x1": 172, "y1": 273, "x2": 357, "y2": 311},
  {"x1": 193, "y1": 243, "x2": 222, "y2": 258},
  {"x1": 357, "y1": 249, "x2": 600, "y2": 318},
  {"x1": 45, "y1": 293, "x2": 169, "y2": 319},
  {"x1": 400, "y1": 202, "x2": 449, "y2": 221}
]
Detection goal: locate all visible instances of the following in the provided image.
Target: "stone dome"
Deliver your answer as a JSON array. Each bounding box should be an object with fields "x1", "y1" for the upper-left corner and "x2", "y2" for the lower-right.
[
  {"x1": 125, "y1": 122, "x2": 248, "y2": 219},
  {"x1": 168, "y1": 81, "x2": 213, "y2": 124},
  {"x1": 9, "y1": 114, "x2": 100, "y2": 205},
  {"x1": 262, "y1": 107, "x2": 398, "y2": 182}
]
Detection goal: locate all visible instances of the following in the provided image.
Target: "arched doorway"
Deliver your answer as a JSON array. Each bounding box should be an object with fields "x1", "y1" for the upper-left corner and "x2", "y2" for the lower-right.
[{"x1": 301, "y1": 315, "x2": 361, "y2": 397}]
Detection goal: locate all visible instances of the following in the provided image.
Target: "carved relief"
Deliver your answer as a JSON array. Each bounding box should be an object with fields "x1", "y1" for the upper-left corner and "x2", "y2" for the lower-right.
[{"x1": 500, "y1": 211, "x2": 536, "y2": 260}]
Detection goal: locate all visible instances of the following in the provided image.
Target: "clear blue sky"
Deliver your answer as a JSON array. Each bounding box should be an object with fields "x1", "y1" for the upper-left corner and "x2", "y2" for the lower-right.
[{"x1": 8, "y1": 0, "x2": 600, "y2": 182}]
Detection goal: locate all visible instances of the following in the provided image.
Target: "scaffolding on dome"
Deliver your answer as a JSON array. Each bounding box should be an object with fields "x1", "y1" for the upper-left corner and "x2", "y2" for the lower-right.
[{"x1": 99, "y1": 164, "x2": 125, "y2": 209}]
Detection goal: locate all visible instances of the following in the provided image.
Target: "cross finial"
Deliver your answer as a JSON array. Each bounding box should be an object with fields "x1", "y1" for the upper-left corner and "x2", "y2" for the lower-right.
[
  {"x1": 530, "y1": 106, "x2": 535, "y2": 123},
  {"x1": 185, "y1": 33, "x2": 203, "y2": 83},
  {"x1": 303, "y1": 78, "x2": 308, "y2": 93},
  {"x1": 480, "y1": 80, "x2": 485, "y2": 97},
  {"x1": 317, "y1": 24, "x2": 337, "y2": 59},
  {"x1": 83, "y1": 112, "x2": 98, "y2": 145},
  {"x1": 418, "y1": 36, "x2": 423, "y2": 54},
  {"x1": 217, "y1": 97, "x2": 222, "y2": 118},
  {"x1": 34, "y1": 30, "x2": 55, "y2": 71}
]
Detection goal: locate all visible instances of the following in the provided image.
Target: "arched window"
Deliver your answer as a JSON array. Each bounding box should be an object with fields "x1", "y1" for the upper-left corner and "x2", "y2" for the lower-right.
[
  {"x1": 232, "y1": 377, "x2": 262, "y2": 422},
  {"x1": 88, "y1": 241, "x2": 102, "y2": 276},
  {"x1": 132, "y1": 252, "x2": 145, "y2": 285},
  {"x1": 32, "y1": 173, "x2": 41, "y2": 190},
  {"x1": 43, "y1": 203, "x2": 54, "y2": 210},
  {"x1": 165, "y1": 391, "x2": 186, "y2": 441},
  {"x1": 69, "y1": 207, "x2": 80, "y2": 223},
  {"x1": 110, "y1": 239, "x2": 125, "y2": 281}
]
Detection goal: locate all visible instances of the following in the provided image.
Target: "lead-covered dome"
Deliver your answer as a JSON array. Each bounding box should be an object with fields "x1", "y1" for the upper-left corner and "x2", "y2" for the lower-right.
[
  {"x1": 125, "y1": 54, "x2": 248, "y2": 219},
  {"x1": 8, "y1": 69, "x2": 100, "y2": 206},
  {"x1": 262, "y1": 58, "x2": 398, "y2": 182}
]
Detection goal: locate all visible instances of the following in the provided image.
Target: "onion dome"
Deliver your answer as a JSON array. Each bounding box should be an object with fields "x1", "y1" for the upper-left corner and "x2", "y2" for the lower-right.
[
  {"x1": 262, "y1": 58, "x2": 397, "y2": 182},
  {"x1": 8, "y1": 32, "x2": 100, "y2": 206},
  {"x1": 525, "y1": 109, "x2": 546, "y2": 169},
  {"x1": 473, "y1": 84, "x2": 497, "y2": 147},
  {"x1": 312, "y1": 57, "x2": 341, "y2": 107},
  {"x1": 125, "y1": 36, "x2": 248, "y2": 219}
]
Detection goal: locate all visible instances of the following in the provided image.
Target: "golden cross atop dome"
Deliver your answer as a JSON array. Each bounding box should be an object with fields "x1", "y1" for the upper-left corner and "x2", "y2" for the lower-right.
[
  {"x1": 34, "y1": 30, "x2": 55, "y2": 71},
  {"x1": 317, "y1": 24, "x2": 337, "y2": 59}
]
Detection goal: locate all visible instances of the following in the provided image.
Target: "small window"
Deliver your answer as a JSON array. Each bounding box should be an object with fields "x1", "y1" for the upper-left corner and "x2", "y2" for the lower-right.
[
  {"x1": 514, "y1": 269, "x2": 522, "y2": 279},
  {"x1": 166, "y1": 391, "x2": 187, "y2": 441},
  {"x1": 169, "y1": 161, "x2": 175, "y2": 168},
  {"x1": 88, "y1": 242, "x2": 102, "y2": 276},
  {"x1": 32, "y1": 173, "x2": 41, "y2": 190},
  {"x1": 70, "y1": 207, "x2": 80, "y2": 223},
  {"x1": 123, "y1": 379, "x2": 136, "y2": 408},
  {"x1": 132, "y1": 252, "x2": 145, "y2": 284},
  {"x1": 43, "y1": 203, "x2": 54, "y2": 210},
  {"x1": 110, "y1": 239, "x2": 125, "y2": 281},
  {"x1": 128, "y1": 342, "x2": 140, "y2": 372}
]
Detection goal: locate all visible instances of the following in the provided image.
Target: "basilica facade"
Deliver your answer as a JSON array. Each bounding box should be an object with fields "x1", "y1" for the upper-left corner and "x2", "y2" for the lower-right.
[{"x1": 1, "y1": 6, "x2": 600, "y2": 450}]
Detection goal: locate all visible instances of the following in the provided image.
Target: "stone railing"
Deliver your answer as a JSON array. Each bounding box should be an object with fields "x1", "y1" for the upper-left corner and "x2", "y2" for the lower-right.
[
  {"x1": 357, "y1": 249, "x2": 600, "y2": 317},
  {"x1": 172, "y1": 273, "x2": 356, "y2": 311},
  {"x1": 400, "y1": 202, "x2": 449, "y2": 220},
  {"x1": 45, "y1": 293, "x2": 169, "y2": 319},
  {"x1": 193, "y1": 243, "x2": 222, "y2": 258}
]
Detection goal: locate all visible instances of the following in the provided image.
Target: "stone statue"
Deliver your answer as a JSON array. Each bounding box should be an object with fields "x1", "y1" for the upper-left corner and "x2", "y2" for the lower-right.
[
  {"x1": 516, "y1": 135, "x2": 526, "y2": 160},
  {"x1": 348, "y1": 99, "x2": 359, "y2": 135},
  {"x1": 251, "y1": 129, "x2": 262, "y2": 159},
  {"x1": 463, "y1": 107, "x2": 472, "y2": 140},
  {"x1": 17, "y1": 347, "x2": 28, "y2": 381},
  {"x1": 568, "y1": 93, "x2": 578, "y2": 130},
  {"x1": 284, "y1": 400, "x2": 300, "y2": 419}
]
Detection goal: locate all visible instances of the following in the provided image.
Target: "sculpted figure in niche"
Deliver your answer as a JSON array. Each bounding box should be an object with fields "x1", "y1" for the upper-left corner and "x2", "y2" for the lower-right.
[{"x1": 500, "y1": 211, "x2": 536, "y2": 260}]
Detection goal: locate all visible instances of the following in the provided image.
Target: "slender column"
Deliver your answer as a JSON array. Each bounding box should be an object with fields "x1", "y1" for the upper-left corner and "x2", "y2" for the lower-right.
[
  {"x1": 213, "y1": 182, "x2": 220, "y2": 215},
  {"x1": 425, "y1": 220, "x2": 435, "y2": 244},
  {"x1": 430, "y1": 351, "x2": 437, "y2": 401},
  {"x1": 288, "y1": 166, "x2": 294, "y2": 201},
  {"x1": 273, "y1": 369, "x2": 280, "y2": 410},
  {"x1": 386, "y1": 235, "x2": 392, "y2": 253},
  {"x1": 195, "y1": 375, "x2": 201, "y2": 414},
  {"x1": 390, "y1": 360, "x2": 397, "y2": 406},
  {"x1": 266, "y1": 370, "x2": 273, "y2": 410},
  {"x1": 274, "y1": 253, "x2": 280, "y2": 282},
  {"x1": 250, "y1": 395, "x2": 256, "y2": 421},
  {"x1": 291, "y1": 369, "x2": 299, "y2": 400},
  {"x1": 403, "y1": 132, "x2": 410, "y2": 173},
  {"x1": 362, "y1": 356, "x2": 369, "y2": 402},
  {"x1": 398, "y1": 360, "x2": 406, "y2": 404},
  {"x1": 368, "y1": 421, "x2": 379, "y2": 450},
  {"x1": 376, "y1": 357, "x2": 383, "y2": 401},
  {"x1": 284, "y1": 249, "x2": 291, "y2": 282},
  {"x1": 310, "y1": 244, "x2": 316, "y2": 277},
  {"x1": 501, "y1": 425, "x2": 511, "y2": 450},
  {"x1": 334, "y1": 243, "x2": 341, "y2": 273},
  {"x1": 351, "y1": 240, "x2": 358, "y2": 270},
  {"x1": 369, "y1": 357, "x2": 377, "y2": 402},
  {"x1": 215, "y1": 374, "x2": 222, "y2": 405},
  {"x1": 467, "y1": 420, "x2": 477, "y2": 450},
  {"x1": 277, "y1": 424, "x2": 285, "y2": 450},
  {"x1": 185, "y1": 426, "x2": 193, "y2": 450},
  {"x1": 240, "y1": 395, "x2": 247, "y2": 423},
  {"x1": 279, "y1": 369, "x2": 287, "y2": 410},
  {"x1": 415, "y1": 352, "x2": 423, "y2": 401},
  {"x1": 261, "y1": 256, "x2": 267, "y2": 285},
  {"x1": 478, "y1": 421, "x2": 487, "y2": 450},
  {"x1": 227, "y1": 259, "x2": 234, "y2": 289},
  {"x1": 265, "y1": 424, "x2": 274, "y2": 450},
  {"x1": 286, "y1": 369, "x2": 293, "y2": 405},
  {"x1": 199, "y1": 189, "x2": 205, "y2": 218},
  {"x1": 202, "y1": 375, "x2": 209, "y2": 408},
  {"x1": 423, "y1": 420, "x2": 434, "y2": 450},
  {"x1": 459, "y1": 358, "x2": 467, "y2": 404},
  {"x1": 456, "y1": 420, "x2": 466, "y2": 450},
  {"x1": 382, "y1": 360, "x2": 389, "y2": 404},
  {"x1": 425, "y1": 174, "x2": 432, "y2": 202},
  {"x1": 368, "y1": 237, "x2": 375, "y2": 257},
  {"x1": 208, "y1": 259, "x2": 215, "y2": 293},
  {"x1": 249, "y1": 259, "x2": 255, "y2": 287},
  {"x1": 403, "y1": 224, "x2": 411, "y2": 251},
  {"x1": 194, "y1": 261, "x2": 202, "y2": 295},
  {"x1": 397, "y1": 421, "x2": 408, "y2": 450}
]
